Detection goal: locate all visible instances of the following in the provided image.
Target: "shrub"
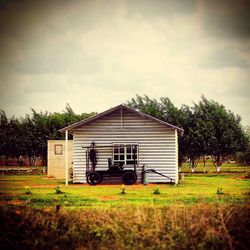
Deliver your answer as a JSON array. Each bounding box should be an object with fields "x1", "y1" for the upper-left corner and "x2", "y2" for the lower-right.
[
  {"x1": 120, "y1": 185, "x2": 126, "y2": 195},
  {"x1": 217, "y1": 187, "x2": 224, "y2": 195},
  {"x1": 153, "y1": 186, "x2": 161, "y2": 194},
  {"x1": 55, "y1": 185, "x2": 63, "y2": 194},
  {"x1": 24, "y1": 186, "x2": 32, "y2": 195}
]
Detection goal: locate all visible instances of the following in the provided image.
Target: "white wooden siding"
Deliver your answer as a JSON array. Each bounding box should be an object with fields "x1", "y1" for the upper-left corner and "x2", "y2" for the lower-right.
[{"x1": 72, "y1": 109, "x2": 177, "y2": 183}]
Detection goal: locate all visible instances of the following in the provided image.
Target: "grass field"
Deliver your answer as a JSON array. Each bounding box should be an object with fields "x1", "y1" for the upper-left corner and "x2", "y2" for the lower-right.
[
  {"x1": 0, "y1": 173, "x2": 249, "y2": 208},
  {"x1": 0, "y1": 165, "x2": 249, "y2": 249},
  {"x1": 181, "y1": 161, "x2": 249, "y2": 173}
]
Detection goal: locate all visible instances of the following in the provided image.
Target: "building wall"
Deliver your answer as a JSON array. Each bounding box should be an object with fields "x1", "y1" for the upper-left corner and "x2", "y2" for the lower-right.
[
  {"x1": 47, "y1": 140, "x2": 73, "y2": 179},
  {"x1": 72, "y1": 109, "x2": 178, "y2": 183}
]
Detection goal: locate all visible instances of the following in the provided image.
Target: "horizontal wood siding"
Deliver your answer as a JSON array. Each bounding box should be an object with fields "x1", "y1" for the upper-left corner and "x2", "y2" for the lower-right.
[{"x1": 72, "y1": 109, "x2": 177, "y2": 183}]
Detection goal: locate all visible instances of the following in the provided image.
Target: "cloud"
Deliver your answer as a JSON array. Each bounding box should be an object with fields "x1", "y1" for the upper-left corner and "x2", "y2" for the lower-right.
[
  {"x1": 198, "y1": 0, "x2": 250, "y2": 40},
  {"x1": 0, "y1": 0, "x2": 249, "y2": 126},
  {"x1": 8, "y1": 50, "x2": 102, "y2": 75},
  {"x1": 125, "y1": 0, "x2": 196, "y2": 18},
  {"x1": 200, "y1": 45, "x2": 249, "y2": 68}
]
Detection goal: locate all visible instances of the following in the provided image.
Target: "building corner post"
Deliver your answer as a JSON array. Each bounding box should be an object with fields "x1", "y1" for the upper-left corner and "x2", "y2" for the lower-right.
[
  {"x1": 65, "y1": 130, "x2": 68, "y2": 186},
  {"x1": 175, "y1": 129, "x2": 179, "y2": 185}
]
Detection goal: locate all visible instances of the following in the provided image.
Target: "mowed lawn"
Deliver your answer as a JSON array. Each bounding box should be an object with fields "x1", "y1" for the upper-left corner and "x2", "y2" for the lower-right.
[
  {"x1": 181, "y1": 160, "x2": 249, "y2": 173},
  {"x1": 0, "y1": 168, "x2": 249, "y2": 208}
]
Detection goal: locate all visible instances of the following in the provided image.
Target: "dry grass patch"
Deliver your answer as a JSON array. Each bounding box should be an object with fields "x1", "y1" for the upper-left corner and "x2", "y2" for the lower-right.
[{"x1": 0, "y1": 203, "x2": 249, "y2": 250}]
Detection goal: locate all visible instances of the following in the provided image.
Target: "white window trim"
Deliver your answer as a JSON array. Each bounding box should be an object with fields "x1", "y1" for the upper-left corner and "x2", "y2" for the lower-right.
[{"x1": 112, "y1": 143, "x2": 139, "y2": 165}]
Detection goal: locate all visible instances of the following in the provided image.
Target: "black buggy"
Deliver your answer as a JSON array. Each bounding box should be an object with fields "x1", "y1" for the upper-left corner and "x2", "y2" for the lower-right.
[{"x1": 84, "y1": 144, "x2": 138, "y2": 185}]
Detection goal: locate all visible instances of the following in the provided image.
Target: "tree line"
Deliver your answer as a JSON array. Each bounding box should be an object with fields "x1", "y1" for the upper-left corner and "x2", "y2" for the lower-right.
[
  {"x1": 0, "y1": 104, "x2": 95, "y2": 166},
  {"x1": 0, "y1": 96, "x2": 249, "y2": 170},
  {"x1": 127, "y1": 95, "x2": 249, "y2": 171}
]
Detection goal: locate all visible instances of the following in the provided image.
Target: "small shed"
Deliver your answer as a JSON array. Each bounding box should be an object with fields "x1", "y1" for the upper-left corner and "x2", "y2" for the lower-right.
[
  {"x1": 47, "y1": 140, "x2": 73, "y2": 179},
  {"x1": 59, "y1": 104, "x2": 183, "y2": 184}
]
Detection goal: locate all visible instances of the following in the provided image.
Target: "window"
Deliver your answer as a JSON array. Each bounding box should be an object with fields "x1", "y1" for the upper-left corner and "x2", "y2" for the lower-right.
[
  {"x1": 54, "y1": 144, "x2": 63, "y2": 155},
  {"x1": 113, "y1": 144, "x2": 138, "y2": 165}
]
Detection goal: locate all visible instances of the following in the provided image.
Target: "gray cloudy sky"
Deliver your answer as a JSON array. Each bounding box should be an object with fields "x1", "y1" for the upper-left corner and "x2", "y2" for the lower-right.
[{"x1": 0, "y1": 0, "x2": 249, "y2": 125}]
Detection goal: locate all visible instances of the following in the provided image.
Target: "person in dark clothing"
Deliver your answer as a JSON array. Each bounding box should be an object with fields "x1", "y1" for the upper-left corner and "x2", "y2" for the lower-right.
[{"x1": 89, "y1": 142, "x2": 97, "y2": 171}]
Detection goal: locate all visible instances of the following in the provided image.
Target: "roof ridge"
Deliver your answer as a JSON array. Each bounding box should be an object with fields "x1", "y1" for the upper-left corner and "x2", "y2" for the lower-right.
[{"x1": 59, "y1": 104, "x2": 184, "y2": 134}]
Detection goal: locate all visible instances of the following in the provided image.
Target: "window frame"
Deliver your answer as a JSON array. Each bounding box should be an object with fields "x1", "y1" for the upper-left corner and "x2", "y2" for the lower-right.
[
  {"x1": 54, "y1": 144, "x2": 63, "y2": 155},
  {"x1": 112, "y1": 143, "x2": 138, "y2": 165}
]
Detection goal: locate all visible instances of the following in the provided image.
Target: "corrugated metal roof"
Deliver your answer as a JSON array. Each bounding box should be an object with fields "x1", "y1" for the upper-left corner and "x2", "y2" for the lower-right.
[{"x1": 59, "y1": 104, "x2": 184, "y2": 135}]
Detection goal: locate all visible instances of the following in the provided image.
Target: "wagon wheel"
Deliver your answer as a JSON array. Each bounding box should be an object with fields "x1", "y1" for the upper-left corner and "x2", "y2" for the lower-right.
[
  {"x1": 122, "y1": 171, "x2": 137, "y2": 185},
  {"x1": 86, "y1": 171, "x2": 102, "y2": 185}
]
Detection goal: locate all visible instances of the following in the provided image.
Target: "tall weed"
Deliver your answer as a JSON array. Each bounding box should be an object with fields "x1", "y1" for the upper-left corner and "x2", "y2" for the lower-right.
[{"x1": 0, "y1": 204, "x2": 249, "y2": 250}]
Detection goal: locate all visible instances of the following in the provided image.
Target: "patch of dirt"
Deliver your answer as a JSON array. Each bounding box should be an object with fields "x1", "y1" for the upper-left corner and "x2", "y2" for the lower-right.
[
  {"x1": 0, "y1": 192, "x2": 12, "y2": 196},
  {"x1": 19, "y1": 181, "x2": 31, "y2": 186},
  {"x1": 32, "y1": 184, "x2": 88, "y2": 188},
  {"x1": 239, "y1": 175, "x2": 250, "y2": 179},
  {"x1": 28, "y1": 184, "x2": 60, "y2": 188},
  {"x1": 0, "y1": 200, "x2": 24, "y2": 206},
  {"x1": 100, "y1": 196, "x2": 119, "y2": 201},
  {"x1": 93, "y1": 184, "x2": 156, "y2": 187},
  {"x1": 43, "y1": 207, "x2": 53, "y2": 212}
]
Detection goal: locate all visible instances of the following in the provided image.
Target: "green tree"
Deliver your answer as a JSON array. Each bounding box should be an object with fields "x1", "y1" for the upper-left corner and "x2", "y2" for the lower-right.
[
  {"x1": 0, "y1": 110, "x2": 8, "y2": 163},
  {"x1": 127, "y1": 95, "x2": 165, "y2": 119},
  {"x1": 236, "y1": 145, "x2": 250, "y2": 165},
  {"x1": 0, "y1": 110, "x2": 22, "y2": 165},
  {"x1": 127, "y1": 94, "x2": 182, "y2": 126},
  {"x1": 178, "y1": 105, "x2": 200, "y2": 172},
  {"x1": 195, "y1": 97, "x2": 248, "y2": 172},
  {"x1": 236, "y1": 127, "x2": 250, "y2": 165},
  {"x1": 127, "y1": 95, "x2": 249, "y2": 172},
  {"x1": 127, "y1": 95, "x2": 187, "y2": 169},
  {"x1": 20, "y1": 105, "x2": 95, "y2": 166},
  {"x1": 0, "y1": 105, "x2": 95, "y2": 166}
]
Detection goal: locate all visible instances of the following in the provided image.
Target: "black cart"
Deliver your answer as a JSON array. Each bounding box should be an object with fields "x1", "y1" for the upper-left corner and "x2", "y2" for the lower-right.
[{"x1": 84, "y1": 144, "x2": 138, "y2": 185}]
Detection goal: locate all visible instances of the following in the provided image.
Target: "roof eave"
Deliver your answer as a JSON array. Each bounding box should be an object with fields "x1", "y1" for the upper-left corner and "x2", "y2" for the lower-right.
[
  {"x1": 59, "y1": 104, "x2": 123, "y2": 133},
  {"x1": 59, "y1": 104, "x2": 184, "y2": 135},
  {"x1": 123, "y1": 105, "x2": 184, "y2": 133}
]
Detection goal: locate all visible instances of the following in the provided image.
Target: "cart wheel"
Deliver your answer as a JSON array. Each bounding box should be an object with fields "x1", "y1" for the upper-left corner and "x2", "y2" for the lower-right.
[
  {"x1": 122, "y1": 171, "x2": 137, "y2": 185},
  {"x1": 86, "y1": 171, "x2": 102, "y2": 185}
]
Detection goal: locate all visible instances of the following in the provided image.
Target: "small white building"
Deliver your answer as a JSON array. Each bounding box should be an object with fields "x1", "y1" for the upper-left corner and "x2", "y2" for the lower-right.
[
  {"x1": 47, "y1": 140, "x2": 73, "y2": 179},
  {"x1": 59, "y1": 104, "x2": 183, "y2": 184}
]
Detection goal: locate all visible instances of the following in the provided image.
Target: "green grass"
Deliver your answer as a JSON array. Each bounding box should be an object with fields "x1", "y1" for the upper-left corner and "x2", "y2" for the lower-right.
[
  {"x1": 0, "y1": 170, "x2": 249, "y2": 249},
  {"x1": 181, "y1": 160, "x2": 249, "y2": 173},
  {"x1": 0, "y1": 171, "x2": 249, "y2": 208}
]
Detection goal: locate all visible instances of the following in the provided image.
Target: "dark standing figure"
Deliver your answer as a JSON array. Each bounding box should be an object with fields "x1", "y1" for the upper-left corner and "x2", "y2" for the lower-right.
[{"x1": 89, "y1": 142, "x2": 97, "y2": 171}]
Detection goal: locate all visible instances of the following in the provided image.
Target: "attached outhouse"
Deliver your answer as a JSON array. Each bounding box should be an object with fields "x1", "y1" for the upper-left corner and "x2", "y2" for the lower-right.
[
  {"x1": 60, "y1": 104, "x2": 183, "y2": 184},
  {"x1": 47, "y1": 140, "x2": 73, "y2": 179}
]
